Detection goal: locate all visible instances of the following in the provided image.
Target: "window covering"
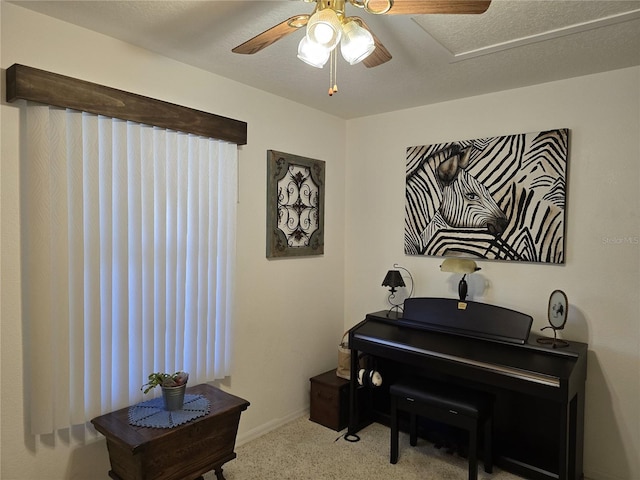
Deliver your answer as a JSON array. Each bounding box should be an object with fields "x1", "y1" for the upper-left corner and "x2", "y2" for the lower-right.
[{"x1": 22, "y1": 103, "x2": 237, "y2": 434}]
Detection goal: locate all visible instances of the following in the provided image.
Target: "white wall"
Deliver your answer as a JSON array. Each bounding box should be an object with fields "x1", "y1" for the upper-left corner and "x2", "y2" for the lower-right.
[
  {"x1": 344, "y1": 67, "x2": 640, "y2": 480},
  {"x1": 2, "y1": 3, "x2": 639, "y2": 480},
  {"x1": 1, "y1": 3, "x2": 346, "y2": 479}
]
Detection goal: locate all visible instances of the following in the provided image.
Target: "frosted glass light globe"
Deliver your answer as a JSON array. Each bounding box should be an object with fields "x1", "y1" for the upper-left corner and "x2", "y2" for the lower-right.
[{"x1": 306, "y1": 8, "x2": 342, "y2": 50}]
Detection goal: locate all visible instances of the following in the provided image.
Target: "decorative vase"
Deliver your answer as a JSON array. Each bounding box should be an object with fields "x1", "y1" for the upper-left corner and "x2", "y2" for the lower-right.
[{"x1": 162, "y1": 384, "x2": 186, "y2": 411}]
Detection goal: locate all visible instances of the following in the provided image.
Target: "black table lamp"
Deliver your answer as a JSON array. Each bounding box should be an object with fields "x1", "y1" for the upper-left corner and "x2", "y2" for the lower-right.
[
  {"x1": 382, "y1": 270, "x2": 405, "y2": 292},
  {"x1": 382, "y1": 265, "x2": 413, "y2": 317}
]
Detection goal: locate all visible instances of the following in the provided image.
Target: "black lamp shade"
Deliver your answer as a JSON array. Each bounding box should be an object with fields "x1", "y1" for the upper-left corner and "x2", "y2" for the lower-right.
[{"x1": 382, "y1": 270, "x2": 405, "y2": 289}]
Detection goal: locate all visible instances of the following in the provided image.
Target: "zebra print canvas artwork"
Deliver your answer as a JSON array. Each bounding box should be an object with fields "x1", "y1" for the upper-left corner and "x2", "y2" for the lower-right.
[{"x1": 405, "y1": 129, "x2": 569, "y2": 263}]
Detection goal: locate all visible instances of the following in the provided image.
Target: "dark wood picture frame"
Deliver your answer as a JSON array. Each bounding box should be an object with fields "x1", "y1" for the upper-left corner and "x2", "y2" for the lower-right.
[{"x1": 266, "y1": 150, "x2": 325, "y2": 258}]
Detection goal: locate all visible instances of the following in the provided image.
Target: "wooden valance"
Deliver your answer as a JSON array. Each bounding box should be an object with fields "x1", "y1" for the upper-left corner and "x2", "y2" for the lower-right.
[{"x1": 5, "y1": 64, "x2": 247, "y2": 145}]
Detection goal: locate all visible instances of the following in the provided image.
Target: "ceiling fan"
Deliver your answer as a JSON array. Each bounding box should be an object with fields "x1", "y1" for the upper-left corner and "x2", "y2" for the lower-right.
[{"x1": 232, "y1": 0, "x2": 491, "y2": 94}]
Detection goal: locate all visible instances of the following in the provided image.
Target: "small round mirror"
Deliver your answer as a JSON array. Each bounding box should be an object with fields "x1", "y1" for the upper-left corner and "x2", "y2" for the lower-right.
[{"x1": 548, "y1": 290, "x2": 568, "y2": 329}]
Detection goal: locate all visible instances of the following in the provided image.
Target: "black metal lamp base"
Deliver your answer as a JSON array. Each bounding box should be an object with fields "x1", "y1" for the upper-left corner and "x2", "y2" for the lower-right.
[
  {"x1": 537, "y1": 330, "x2": 569, "y2": 348},
  {"x1": 537, "y1": 337, "x2": 569, "y2": 348},
  {"x1": 386, "y1": 305, "x2": 403, "y2": 318}
]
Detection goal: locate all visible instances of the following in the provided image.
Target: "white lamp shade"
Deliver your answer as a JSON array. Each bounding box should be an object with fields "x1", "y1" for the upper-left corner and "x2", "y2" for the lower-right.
[
  {"x1": 340, "y1": 20, "x2": 375, "y2": 65},
  {"x1": 306, "y1": 8, "x2": 342, "y2": 50},
  {"x1": 297, "y1": 35, "x2": 330, "y2": 68}
]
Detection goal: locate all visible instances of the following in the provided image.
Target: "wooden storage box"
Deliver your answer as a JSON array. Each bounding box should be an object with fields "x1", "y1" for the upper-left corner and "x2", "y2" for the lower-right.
[
  {"x1": 309, "y1": 369, "x2": 350, "y2": 431},
  {"x1": 91, "y1": 384, "x2": 249, "y2": 480}
]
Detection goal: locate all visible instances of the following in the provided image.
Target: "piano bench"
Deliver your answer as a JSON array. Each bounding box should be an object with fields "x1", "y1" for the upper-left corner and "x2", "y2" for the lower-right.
[{"x1": 389, "y1": 380, "x2": 493, "y2": 480}]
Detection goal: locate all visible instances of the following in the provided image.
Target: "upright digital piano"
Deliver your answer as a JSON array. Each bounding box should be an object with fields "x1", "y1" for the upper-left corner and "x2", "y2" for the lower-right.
[{"x1": 348, "y1": 297, "x2": 587, "y2": 480}]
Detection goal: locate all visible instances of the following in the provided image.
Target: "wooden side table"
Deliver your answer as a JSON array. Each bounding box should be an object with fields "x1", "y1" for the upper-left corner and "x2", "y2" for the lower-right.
[
  {"x1": 91, "y1": 384, "x2": 250, "y2": 480},
  {"x1": 309, "y1": 369, "x2": 350, "y2": 431}
]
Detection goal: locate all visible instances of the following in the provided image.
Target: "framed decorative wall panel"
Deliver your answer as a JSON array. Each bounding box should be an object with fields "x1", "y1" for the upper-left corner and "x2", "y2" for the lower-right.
[
  {"x1": 404, "y1": 129, "x2": 569, "y2": 264},
  {"x1": 266, "y1": 150, "x2": 325, "y2": 258}
]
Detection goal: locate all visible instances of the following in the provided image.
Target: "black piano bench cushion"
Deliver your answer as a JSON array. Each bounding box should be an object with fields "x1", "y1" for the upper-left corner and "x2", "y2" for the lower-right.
[
  {"x1": 390, "y1": 379, "x2": 493, "y2": 480},
  {"x1": 389, "y1": 381, "x2": 491, "y2": 419}
]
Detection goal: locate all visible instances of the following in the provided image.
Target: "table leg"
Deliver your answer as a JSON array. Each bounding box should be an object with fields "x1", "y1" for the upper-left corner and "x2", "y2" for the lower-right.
[{"x1": 214, "y1": 467, "x2": 226, "y2": 480}]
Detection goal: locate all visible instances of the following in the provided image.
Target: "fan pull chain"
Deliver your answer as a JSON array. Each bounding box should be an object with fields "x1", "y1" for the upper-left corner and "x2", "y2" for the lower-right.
[{"x1": 328, "y1": 49, "x2": 338, "y2": 96}]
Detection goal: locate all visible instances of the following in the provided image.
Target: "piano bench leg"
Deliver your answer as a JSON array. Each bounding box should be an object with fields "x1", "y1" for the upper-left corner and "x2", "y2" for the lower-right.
[
  {"x1": 468, "y1": 426, "x2": 478, "y2": 480},
  {"x1": 409, "y1": 413, "x2": 418, "y2": 447},
  {"x1": 484, "y1": 414, "x2": 493, "y2": 473},
  {"x1": 390, "y1": 395, "x2": 399, "y2": 464}
]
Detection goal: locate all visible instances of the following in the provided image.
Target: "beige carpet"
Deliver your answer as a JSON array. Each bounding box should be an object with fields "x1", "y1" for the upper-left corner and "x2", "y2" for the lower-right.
[{"x1": 208, "y1": 415, "x2": 525, "y2": 480}]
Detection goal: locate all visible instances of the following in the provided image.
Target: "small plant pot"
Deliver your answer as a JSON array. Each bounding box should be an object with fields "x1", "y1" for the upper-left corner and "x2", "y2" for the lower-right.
[{"x1": 162, "y1": 384, "x2": 186, "y2": 411}]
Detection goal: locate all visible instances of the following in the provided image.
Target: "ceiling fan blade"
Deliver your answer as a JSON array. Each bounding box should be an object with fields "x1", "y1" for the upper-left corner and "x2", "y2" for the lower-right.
[
  {"x1": 367, "y1": 0, "x2": 491, "y2": 15},
  {"x1": 362, "y1": 37, "x2": 392, "y2": 68},
  {"x1": 232, "y1": 15, "x2": 309, "y2": 55},
  {"x1": 353, "y1": 18, "x2": 392, "y2": 68}
]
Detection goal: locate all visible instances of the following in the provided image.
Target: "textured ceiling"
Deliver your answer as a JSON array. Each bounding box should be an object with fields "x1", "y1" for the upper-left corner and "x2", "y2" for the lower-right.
[{"x1": 9, "y1": 0, "x2": 640, "y2": 119}]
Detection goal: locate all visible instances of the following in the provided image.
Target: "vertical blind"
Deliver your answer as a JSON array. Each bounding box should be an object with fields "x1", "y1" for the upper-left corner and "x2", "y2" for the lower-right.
[{"x1": 22, "y1": 103, "x2": 237, "y2": 435}]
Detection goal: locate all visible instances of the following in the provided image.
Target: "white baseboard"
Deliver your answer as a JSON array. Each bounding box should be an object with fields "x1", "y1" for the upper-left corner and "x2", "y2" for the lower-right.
[{"x1": 235, "y1": 408, "x2": 309, "y2": 447}]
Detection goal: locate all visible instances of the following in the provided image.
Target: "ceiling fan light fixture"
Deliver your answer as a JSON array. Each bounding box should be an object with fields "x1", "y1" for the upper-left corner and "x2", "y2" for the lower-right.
[
  {"x1": 306, "y1": 8, "x2": 342, "y2": 49},
  {"x1": 297, "y1": 35, "x2": 330, "y2": 68},
  {"x1": 340, "y1": 20, "x2": 375, "y2": 65}
]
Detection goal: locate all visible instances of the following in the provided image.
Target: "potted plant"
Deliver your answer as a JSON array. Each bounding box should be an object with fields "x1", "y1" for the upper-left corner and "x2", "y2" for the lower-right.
[{"x1": 141, "y1": 371, "x2": 189, "y2": 411}]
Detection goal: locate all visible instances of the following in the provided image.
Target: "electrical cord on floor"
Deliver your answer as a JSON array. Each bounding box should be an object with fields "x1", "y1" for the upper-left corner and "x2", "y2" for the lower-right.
[{"x1": 335, "y1": 431, "x2": 360, "y2": 442}]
